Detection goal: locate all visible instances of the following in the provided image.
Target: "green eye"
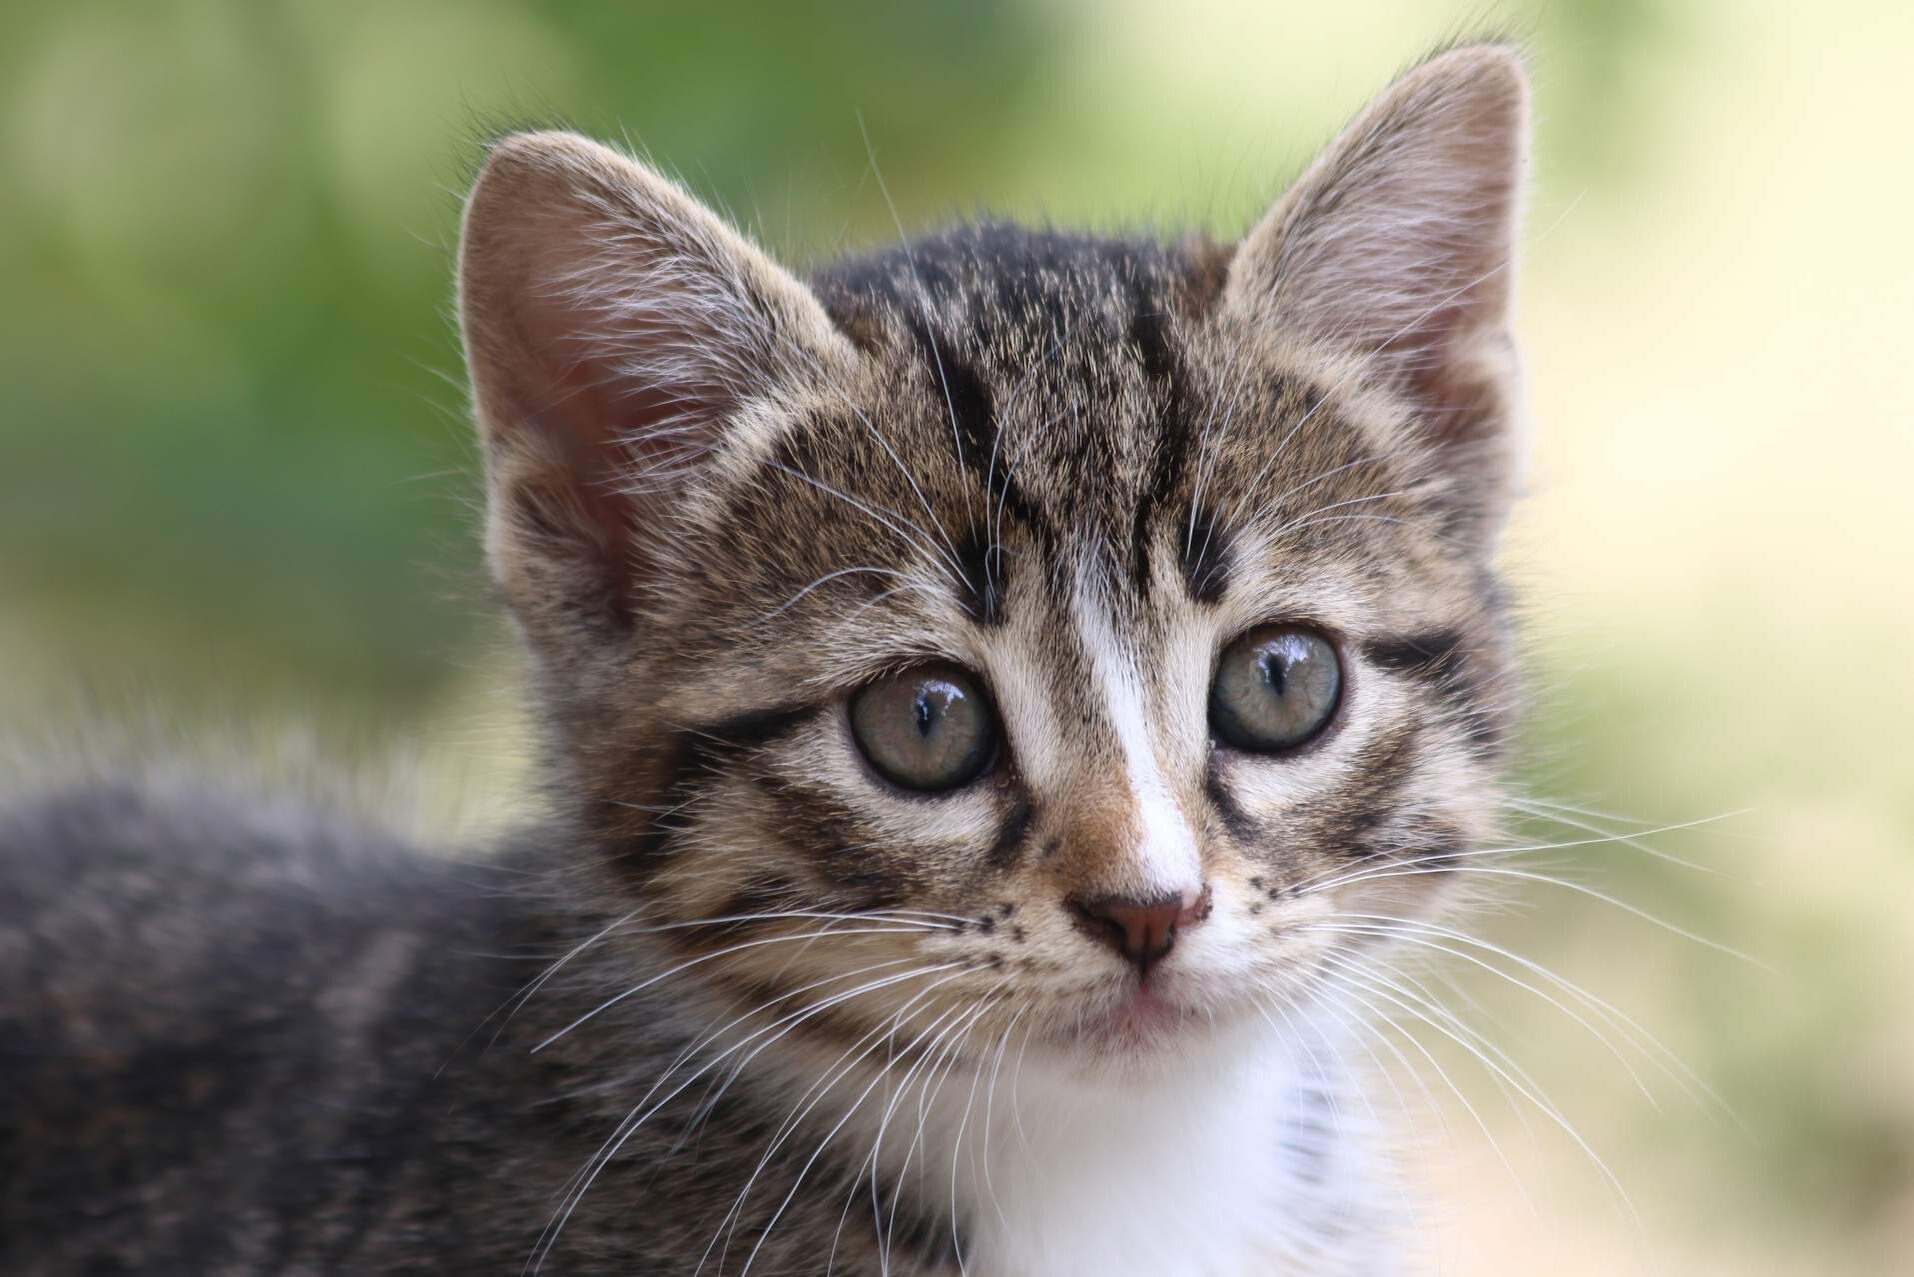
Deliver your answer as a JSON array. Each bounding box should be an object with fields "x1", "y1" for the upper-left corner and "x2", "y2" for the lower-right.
[
  {"x1": 1210, "y1": 625, "x2": 1342, "y2": 752},
  {"x1": 849, "y1": 664, "x2": 998, "y2": 792}
]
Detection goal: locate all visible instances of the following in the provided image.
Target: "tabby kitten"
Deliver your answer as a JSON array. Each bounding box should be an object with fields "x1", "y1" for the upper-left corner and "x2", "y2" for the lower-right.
[{"x1": 1, "y1": 44, "x2": 1529, "y2": 1275}]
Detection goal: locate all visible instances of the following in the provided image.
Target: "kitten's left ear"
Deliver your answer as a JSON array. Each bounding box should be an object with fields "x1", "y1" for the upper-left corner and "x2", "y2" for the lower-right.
[
  {"x1": 458, "y1": 131, "x2": 855, "y2": 651},
  {"x1": 1225, "y1": 44, "x2": 1530, "y2": 545}
]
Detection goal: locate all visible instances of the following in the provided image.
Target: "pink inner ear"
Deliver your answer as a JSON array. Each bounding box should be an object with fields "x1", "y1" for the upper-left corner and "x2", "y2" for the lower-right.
[
  {"x1": 1388, "y1": 298, "x2": 1507, "y2": 448},
  {"x1": 499, "y1": 276, "x2": 733, "y2": 617},
  {"x1": 463, "y1": 132, "x2": 854, "y2": 633},
  {"x1": 530, "y1": 357, "x2": 639, "y2": 561}
]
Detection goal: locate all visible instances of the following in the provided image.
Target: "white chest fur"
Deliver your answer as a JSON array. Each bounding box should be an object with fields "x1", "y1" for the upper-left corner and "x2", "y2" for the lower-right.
[{"x1": 835, "y1": 1017, "x2": 1398, "y2": 1277}]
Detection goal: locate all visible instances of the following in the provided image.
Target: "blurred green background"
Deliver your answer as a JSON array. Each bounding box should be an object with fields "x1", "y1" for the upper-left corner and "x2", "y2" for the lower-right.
[{"x1": 3, "y1": 1, "x2": 1909, "y2": 1271}]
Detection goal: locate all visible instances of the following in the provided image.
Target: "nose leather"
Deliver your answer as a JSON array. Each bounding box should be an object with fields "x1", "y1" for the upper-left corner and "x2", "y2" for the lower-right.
[{"x1": 1071, "y1": 886, "x2": 1211, "y2": 971}]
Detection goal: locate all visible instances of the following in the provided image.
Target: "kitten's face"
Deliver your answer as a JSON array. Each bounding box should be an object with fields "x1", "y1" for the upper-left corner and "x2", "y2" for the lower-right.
[{"x1": 461, "y1": 49, "x2": 1526, "y2": 1072}]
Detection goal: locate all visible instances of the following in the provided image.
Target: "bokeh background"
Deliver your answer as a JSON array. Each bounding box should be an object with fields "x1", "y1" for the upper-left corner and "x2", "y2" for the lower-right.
[{"x1": 4, "y1": 1, "x2": 1910, "y2": 1271}]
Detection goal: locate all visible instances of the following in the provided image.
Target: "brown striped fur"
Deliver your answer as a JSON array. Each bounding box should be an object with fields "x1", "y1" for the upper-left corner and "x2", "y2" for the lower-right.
[{"x1": 3, "y1": 43, "x2": 1532, "y2": 1274}]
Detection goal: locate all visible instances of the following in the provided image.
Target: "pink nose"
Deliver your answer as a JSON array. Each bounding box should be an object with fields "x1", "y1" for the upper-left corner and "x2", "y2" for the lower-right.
[{"x1": 1070, "y1": 887, "x2": 1211, "y2": 971}]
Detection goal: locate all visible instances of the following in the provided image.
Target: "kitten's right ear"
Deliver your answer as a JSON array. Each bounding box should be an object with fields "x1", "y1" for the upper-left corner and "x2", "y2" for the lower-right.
[
  {"x1": 1223, "y1": 45, "x2": 1530, "y2": 549},
  {"x1": 459, "y1": 131, "x2": 853, "y2": 642}
]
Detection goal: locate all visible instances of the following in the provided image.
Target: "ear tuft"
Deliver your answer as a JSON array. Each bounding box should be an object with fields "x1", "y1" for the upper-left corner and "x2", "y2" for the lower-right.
[
  {"x1": 1226, "y1": 44, "x2": 1531, "y2": 545},
  {"x1": 458, "y1": 131, "x2": 851, "y2": 640}
]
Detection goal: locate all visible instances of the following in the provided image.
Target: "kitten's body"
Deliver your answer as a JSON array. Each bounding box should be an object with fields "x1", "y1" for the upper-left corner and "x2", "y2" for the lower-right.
[{"x1": 3, "y1": 46, "x2": 1531, "y2": 1275}]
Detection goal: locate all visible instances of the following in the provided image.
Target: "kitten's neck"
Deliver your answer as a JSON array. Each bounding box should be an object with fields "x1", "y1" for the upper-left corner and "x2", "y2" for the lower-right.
[{"x1": 767, "y1": 1013, "x2": 1397, "y2": 1276}]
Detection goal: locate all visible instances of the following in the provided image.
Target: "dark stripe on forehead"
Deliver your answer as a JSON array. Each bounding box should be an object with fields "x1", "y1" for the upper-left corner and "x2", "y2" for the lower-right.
[
  {"x1": 903, "y1": 316, "x2": 1046, "y2": 580},
  {"x1": 1126, "y1": 286, "x2": 1193, "y2": 593},
  {"x1": 1129, "y1": 302, "x2": 1175, "y2": 381},
  {"x1": 904, "y1": 318, "x2": 996, "y2": 465}
]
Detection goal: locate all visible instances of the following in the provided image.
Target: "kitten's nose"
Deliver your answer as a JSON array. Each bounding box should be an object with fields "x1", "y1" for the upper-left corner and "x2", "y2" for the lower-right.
[{"x1": 1070, "y1": 886, "x2": 1211, "y2": 971}]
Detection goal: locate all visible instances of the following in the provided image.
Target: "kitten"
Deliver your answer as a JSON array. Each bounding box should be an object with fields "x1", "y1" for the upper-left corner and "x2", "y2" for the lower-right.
[{"x1": 1, "y1": 43, "x2": 1528, "y2": 1276}]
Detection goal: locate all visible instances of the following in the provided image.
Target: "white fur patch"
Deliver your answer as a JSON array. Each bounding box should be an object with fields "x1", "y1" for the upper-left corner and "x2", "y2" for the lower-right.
[
  {"x1": 805, "y1": 1012, "x2": 1403, "y2": 1277},
  {"x1": 1071, "y1": 561, "x2": 1201, "y2": 897}
]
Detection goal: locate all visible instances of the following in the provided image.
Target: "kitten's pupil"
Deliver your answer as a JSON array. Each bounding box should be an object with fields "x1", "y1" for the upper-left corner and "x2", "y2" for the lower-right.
[
  {"x1": 1259, "y1": 652, "x2": 1289, "y2": 697},
  {"x1": 914, "y1": 690, "x2": 936, "y2": 738}
]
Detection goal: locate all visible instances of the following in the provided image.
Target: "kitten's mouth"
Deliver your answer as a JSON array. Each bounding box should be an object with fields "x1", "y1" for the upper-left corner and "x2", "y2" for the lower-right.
[{"x1": 1083, "y1": 983, "x2": 1204, "y2": 1050}]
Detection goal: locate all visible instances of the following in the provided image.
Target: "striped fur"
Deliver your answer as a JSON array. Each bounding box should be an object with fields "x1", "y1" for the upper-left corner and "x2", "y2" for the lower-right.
[{"x1": 3, "y1": 43, "x2": 1531, "y2": 1275}]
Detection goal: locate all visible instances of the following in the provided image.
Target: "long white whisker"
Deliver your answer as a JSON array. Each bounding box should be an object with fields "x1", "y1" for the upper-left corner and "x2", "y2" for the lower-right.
[
  {"x1": 759, "y1": 459, "x2": 961, "y2": 586},
  {"x1": 1316, "y1": 911, "x2": 1735, "y2": 1121},
  {"x1": 1296, "y1": 811, "x2": 1749, "y2": 895},
  {"x1": 533, "y1": 923, "x2": 943, "y2": 1054},
  {"x1": 1312, "y1": 863, "x2": 1769, "y2": 969},
  {"x1": 1502, "y1": 796, "x2": 1741, "y2": 878},
  {"x1": 733, "y1": 983, "x2": 998, "y2": 1276},
  {"x1": 1305, "y1": 961, "x2": 1534, "y2": 1213},
  {"x1": 1307, "y1": 922, "x2": 1660, "y2": 1108},
  {"x1": 528, "y1": 960, "x2": 961, "y2": 1274},
  {"x1": 1319, "y1": 950, "x2": 1637, "y2": 1220},
  {"x1": 856, "y1": 112, "x2": 980, "y2": 539}
]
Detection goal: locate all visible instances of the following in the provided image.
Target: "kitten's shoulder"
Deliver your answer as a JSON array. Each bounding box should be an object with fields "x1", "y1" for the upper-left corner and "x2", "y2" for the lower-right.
[
  {"x1": 0, "y1": 773, "x2": 510, "y2": 1059},
  {"x1": 0, "y1": 775, "x2": 538, "y2": 1271},
  {"x1": 1, "y1": 774, "x2": 461, "y2": 928}
]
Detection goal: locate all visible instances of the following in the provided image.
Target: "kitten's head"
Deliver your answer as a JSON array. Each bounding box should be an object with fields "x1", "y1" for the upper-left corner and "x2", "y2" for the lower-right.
[{"x1": 460, "y1": 46, "x2": 1528, "y2": 1074}]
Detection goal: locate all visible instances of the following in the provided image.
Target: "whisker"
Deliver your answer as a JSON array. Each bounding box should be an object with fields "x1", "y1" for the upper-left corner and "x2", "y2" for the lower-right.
[
  {"x1": 1311, "y1": 863, "x2": 1770, "y2": 970},
  {"x1": 856, "y1": 113, "x2": 980, "y2": 540},
  {"x1": 528, "y1": 960, "x2": 963, "y2": 1274},
  {"x1": 1317, "y1": 950, "x2": 1637, "y2": 1220},
  {"x1": 759, "y1": 459, "x2": 962, "y2": 581},
  {"x1": 836, "y1": 390, "x2": 965, "y2": 574},
  {"x1": 1502, "y1": 795, "x2": 1745, "y2": 878},
  {"x1": 1315, "y1": 911, "x2": 1736, "y2": 1122},
  {"x1": 532, "y1": 922, "x2": 950, "y2": 1055},
  {"x1": 768, "y1": 565, "x2": 926, "y2": 618},
  {"x1": 1259, "y1": 489, "x2": 1414, "y2": 542},
  {"x1": 1299, "y1": 963, "x2": 1534, "y2": 1215},
  {"x1": 730, "y1": 986, "x2": 1002, "y2": 1276},
  {"x1": 885, "y1": 989, "x2": 1000, "y2": 1269},
  {"x1": 1306, "y1": 922, "x2": 1661, "y2": 1109},
  {"x1": 1295, "y1": 811, "x2": 1751, "y2": 896}
]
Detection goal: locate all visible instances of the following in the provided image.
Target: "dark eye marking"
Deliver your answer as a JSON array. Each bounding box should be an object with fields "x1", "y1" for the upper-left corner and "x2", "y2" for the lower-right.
[
  {"x1": 985, "y1": 795, "x2": 1033, "y2": 871},
  {"x1": 697, "y1": 704, "x2": 819, "y2": 749},
  {"x1": 1363, "y1": 631, "x2": 1477, "y2": 711},
  {"x1": 1363, "y1": 630, "x2": 1509, "y2": 758},
  {"x1": 614, "y1": 703, "x2": 818, "y2": 886},
  {"x1": 1204, "y1": 757, "x2": 1262, "y2": 842},
  {"x1": 1180, "y1": 508, "x2": 1231, "y2": 604},
  {"x1": 1363, "y1": 630, "x2": 1466, "y2": 676},
  {"x1": 954, "y1": 527, "x2": 1006, "y2": 627}
]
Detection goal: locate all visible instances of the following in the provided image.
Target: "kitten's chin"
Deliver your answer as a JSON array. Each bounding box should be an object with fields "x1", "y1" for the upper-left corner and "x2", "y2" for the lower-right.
[
  {"x1": 1051, "y1": 980, "x2": 1263, "y2": 1078},
  {"x1": 1092, "y1": 984, "x2": 1204, "y2": 1049}
]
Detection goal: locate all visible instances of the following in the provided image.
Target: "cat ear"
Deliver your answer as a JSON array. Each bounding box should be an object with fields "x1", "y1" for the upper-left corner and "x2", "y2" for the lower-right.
[
  {"x1": 1224, "y1": 45, "x2": 1530, "y2": 544},
  {"x1": 459, "y1": 131, "x2": 853, "y2": 640}
]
